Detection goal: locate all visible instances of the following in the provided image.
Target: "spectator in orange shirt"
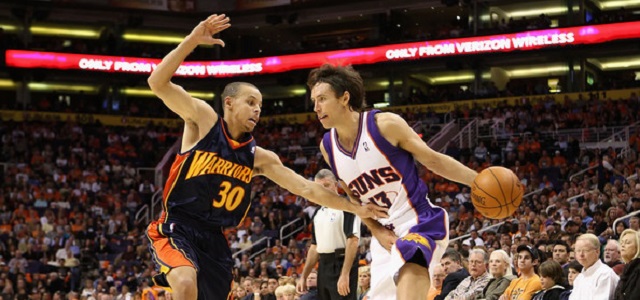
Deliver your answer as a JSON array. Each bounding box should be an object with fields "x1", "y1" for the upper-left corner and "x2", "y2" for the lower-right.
[
  {"x1": 538, "y1": 150, "x2": 552, "y2": 169},
  {"x1": 552, "y1": 150, "x2": 567, "y2": 167}
]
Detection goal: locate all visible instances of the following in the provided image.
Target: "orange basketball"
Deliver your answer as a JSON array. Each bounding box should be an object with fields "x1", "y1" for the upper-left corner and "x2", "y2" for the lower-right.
[{"x1": 471, "y1": 166, "x2": 523, "y2": 219}]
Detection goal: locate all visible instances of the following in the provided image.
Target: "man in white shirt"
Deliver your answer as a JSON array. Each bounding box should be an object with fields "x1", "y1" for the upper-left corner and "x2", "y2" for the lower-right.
[{"x1": 569, "y1": 233, "x2": 619, "y2": 300}]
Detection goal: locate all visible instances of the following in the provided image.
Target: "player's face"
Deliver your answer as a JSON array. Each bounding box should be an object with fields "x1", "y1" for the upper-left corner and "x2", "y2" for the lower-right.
[
  {"x1": 310, "y1": 82, "x2": 348, "y2": 129},
  {"x1": 228, "y1": 85, "x2": 262, "y2": 132}
]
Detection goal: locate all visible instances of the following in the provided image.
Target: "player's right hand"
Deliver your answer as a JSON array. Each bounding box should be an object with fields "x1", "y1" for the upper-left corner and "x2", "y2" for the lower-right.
[
  {"x1": 296, "y1": 278, "x2": 308, "y2": 294},
  {"x1": 356, "y1": 203, "x2": 389, "y2": 220},
  {"x1": 187, "y1": 14, "x2": 231, "y2": 47}
]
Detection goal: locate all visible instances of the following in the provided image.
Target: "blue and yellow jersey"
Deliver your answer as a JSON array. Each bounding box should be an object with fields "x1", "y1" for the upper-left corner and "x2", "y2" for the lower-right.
[{"x1": 158, "y1": 120, "x2": 255, "y2": 229}]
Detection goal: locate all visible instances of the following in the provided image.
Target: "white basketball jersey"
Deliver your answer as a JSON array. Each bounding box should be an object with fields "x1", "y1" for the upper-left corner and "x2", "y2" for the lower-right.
[{"x1": 323, "y1": 110, "x2": 435, "y2": 231}]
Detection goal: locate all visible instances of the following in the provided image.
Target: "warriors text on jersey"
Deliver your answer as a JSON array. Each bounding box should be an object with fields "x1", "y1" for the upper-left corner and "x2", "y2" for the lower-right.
[{"x1": 159, "y1": 120, "x2": 255, "y2": 229}]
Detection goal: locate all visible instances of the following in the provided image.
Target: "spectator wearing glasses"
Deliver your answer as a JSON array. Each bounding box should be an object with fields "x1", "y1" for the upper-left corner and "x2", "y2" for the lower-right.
[
  {"x1": 427, "y1": 265, "x2": 446, "y2": 300},
  {"x1": 444, "y1": 249, "x2": 491, "y2": 300},
  {"x1": 569, "y1": 233, "x2": 619, "y2": 300},
  {"x1": 603, "y1": 239, "x2": 625, "y2": 275}
]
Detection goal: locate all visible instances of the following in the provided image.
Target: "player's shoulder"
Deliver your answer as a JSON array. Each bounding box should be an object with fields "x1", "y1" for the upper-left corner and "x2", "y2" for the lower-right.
[{"x1": 372, "y1": 111, "x2": 408, "y2": 132}]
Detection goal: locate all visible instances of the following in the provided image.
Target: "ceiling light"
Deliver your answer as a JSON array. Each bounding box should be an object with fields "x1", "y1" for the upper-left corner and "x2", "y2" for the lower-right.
[
  {"x1": 31, "y1": 26, "x2": 101, "y2": 38},
  {"x1": 28, "y1": 82, "x2": 98, "y2": 92},
  {"x1": 507, "y1": 65, "x2": 571, "y2": 77},
  {"x1": 597, "y1": 0, "x2": 640, "y2": 9},
  {"x1": 122, "y1": 88, "x2": 214, "y2": 99},
  {"x1": 122, "y1": 32, "x2": 184, "y2": 44},
  {"x1": 291, "y1": 88, "x2": 306, "y2": 96},
  {"x1": 0, "y1": 23, "x2": 19, "y2": 33},
  {"x1": 505, "y1": 7, "x2": 568, "y2": 18}
]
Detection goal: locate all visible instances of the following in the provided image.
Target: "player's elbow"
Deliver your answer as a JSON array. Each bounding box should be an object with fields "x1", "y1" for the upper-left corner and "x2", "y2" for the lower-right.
[{"x1": 147, "y1": 76, "x2": 165, "y2": 92}]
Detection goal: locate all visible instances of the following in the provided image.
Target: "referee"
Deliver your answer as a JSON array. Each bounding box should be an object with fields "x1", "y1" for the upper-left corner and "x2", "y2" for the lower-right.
[{"x1": 297, "y1": 169, "x2": 361, "y2": 300}]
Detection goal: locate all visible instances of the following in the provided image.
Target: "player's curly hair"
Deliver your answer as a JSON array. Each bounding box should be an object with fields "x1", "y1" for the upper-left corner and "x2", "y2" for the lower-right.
[{"x1": 307, "y1": 64, "x2": 366, "y2": 111}]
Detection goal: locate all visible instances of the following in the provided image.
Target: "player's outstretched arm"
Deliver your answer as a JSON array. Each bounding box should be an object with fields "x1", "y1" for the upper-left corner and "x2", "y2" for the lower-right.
[
  {"x1": 376, "y1": 112, "x2": 478, "y2": 187},
  {"x1": 253, "y1": 147, "x2": 388, "y2": 219},
  {"x1": 147, "y1": 14, "x2": 229, "y2": 144}
]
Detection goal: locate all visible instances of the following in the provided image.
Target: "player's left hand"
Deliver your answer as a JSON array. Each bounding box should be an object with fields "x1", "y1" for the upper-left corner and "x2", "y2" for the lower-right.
[
  {"x1": 337, "y1": 274, "x2": 350, "y2": 296},
  {"x1": 355, "y1": 203, "x2": 389, "y2": 219}
]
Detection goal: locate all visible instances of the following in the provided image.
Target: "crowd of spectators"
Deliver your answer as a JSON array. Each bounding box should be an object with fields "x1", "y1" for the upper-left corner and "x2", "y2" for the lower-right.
[{"x1": 0, "y1": 89, "x2": 638, "y2": 299}]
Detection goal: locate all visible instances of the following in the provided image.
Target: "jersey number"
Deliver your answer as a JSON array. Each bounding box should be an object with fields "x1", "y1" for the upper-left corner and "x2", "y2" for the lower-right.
[
  {"x1": 212, "y1": 181, "x2": 245, "y2": 211},
  {"x1": 368, "y1": 191, "x2": 392, "y2": 208}
]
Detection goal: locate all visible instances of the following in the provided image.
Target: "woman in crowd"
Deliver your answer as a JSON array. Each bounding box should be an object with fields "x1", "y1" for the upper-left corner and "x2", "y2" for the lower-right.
[
  {"x1": 357, "y1": 266, "x2": 371, "y2": 300},
  {"x1": 479, "y1": 250, "x2": 515, "y2": 300},
  {"x1": 559, "y1": 260, "x2": 583, "y2": 300},
  {"x1": 614, "y1": 229, "x2": 640, "y2": 300}
]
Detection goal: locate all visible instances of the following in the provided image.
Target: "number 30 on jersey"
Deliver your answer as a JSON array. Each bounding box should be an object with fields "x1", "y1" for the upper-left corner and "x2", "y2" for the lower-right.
[{"x1": 212, "y1": 181, "x2": 244, "y2": 211}]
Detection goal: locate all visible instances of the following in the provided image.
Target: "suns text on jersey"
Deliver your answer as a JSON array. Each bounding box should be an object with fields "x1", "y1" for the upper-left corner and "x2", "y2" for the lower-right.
[
  {"x1": 348, "y1": 166, "x2": 401, "y2": 197},
  {"x1": 185, "y1": 150, "x2": 253, "y2": 183}
]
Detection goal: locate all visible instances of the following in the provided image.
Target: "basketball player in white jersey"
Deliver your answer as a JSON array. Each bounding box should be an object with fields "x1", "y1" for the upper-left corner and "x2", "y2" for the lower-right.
[{"x1": 307, "y1": 64, "x2": 478, "y2": 300}]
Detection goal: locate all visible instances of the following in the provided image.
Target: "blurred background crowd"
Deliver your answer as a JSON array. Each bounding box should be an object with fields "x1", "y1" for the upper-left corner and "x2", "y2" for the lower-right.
[{"x1": 0, "y1": 0, "x2": 640, "y2": 299}]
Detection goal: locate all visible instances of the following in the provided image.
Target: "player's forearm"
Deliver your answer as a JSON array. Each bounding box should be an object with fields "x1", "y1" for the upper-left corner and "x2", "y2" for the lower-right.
[
  {"x1": 148, "y1": 38, "x2": 198, "y2": 88},
  {"x1": 307, "y1": 186, "x2": 358, "y2": 214},
  {"x1": 428, "y1": 153, "x2": 477, "y2": 187},
  {"x1": 341, "y1": 237, "x2": 359, "y2": 276},
  {"x1": 361, "y1": 217, "x2": 385, "y2": 235}
]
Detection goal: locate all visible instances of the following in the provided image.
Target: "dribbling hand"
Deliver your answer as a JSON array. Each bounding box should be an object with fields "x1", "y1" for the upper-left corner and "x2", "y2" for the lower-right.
[{"x1": 187, "y1": 14, "x2": 231, "y2": 47}]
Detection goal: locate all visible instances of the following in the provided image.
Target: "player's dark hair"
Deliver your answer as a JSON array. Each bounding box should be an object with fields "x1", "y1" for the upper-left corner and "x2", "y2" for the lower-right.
[
  {"x1": 221, "y1": 82, "x2": 258, "y2": 100},
  {"x1": 307, "y1": 64, "x2": 366, "y2": 112}
]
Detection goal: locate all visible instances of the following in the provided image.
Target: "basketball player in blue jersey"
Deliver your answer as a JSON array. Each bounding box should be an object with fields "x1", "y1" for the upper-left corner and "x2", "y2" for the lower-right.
[
  {"x1": 307, "y1": 64, "x2": 479, "y2": 300},
  {"x1": 145, "y1": 15, "x2": 386, "y2": 300}
]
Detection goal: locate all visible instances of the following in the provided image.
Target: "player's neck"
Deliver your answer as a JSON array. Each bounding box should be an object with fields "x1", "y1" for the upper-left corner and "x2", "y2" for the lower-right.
[
  {"x1": 334, "y1": 111, "x2": 361, "y2": 151},
  {"x1": 223, "y1": 117, "x2": 247, "y2": 141}
]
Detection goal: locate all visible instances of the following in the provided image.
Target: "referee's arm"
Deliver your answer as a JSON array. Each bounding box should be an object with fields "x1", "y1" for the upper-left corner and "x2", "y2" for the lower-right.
[
  {"x1": 298, "y1": 244, "x2": 319, "y2": 293},
  {"x1": 338, "y1": 235, "x2": 359, "y2": 295}
]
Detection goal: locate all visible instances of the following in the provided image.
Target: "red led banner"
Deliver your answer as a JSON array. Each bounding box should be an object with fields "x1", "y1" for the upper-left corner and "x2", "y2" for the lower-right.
[{"x1": 6, "y1": 21, "x2": 640, "y2": 78}]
